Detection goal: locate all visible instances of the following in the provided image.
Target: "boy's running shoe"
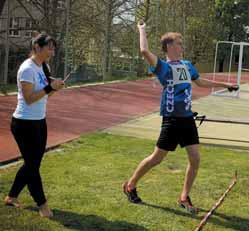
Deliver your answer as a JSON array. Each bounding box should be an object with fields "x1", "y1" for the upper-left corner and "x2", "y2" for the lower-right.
[
  {"x1": 178, "y1": 196, "x2": 198, "y2": 214},
  {"x1": 122, "y1": 181, "x2": 142, "y2": 204}
]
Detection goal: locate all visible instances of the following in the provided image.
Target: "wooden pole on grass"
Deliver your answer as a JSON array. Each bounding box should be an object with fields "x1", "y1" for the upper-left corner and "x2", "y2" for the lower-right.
[{"x1": 194, "y1": 171, "x2": 238, "y2": 231}]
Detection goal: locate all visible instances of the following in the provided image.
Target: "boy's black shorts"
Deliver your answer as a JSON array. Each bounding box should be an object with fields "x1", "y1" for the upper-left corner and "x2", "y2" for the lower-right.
[{"x1": 156, "y1": 116, "x2": 199, "y2": 151}]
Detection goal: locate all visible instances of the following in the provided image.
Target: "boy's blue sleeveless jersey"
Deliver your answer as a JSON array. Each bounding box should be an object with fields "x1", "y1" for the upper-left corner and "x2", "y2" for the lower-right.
[{"x1": 150, "y1": 58, "x2": 199, "y2": 117}]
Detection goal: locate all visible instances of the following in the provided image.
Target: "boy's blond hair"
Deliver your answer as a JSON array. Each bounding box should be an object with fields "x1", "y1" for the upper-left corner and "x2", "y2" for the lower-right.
[{"x1": 161, "y1": 32, "x2": 182, "y2": 52}]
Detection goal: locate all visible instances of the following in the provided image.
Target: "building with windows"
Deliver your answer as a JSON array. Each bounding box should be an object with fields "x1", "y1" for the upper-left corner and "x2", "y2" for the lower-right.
[
  {"x1": 0, "y1": 0, "x2": 43, "y2": 47},
  {"x1": 0, "y1": 0, "x2": 65, "y2": 83}
]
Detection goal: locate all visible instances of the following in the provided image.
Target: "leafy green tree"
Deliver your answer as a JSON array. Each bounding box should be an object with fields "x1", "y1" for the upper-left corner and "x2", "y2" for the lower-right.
[{"x1": 215, "y1": 0, "x2": 249, "y2": 71}]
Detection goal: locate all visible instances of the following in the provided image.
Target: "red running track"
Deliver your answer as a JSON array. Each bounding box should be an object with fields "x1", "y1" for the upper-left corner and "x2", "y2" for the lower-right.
[{"x1": 0, "y1": 74, "x2": 248, "y2": 164}]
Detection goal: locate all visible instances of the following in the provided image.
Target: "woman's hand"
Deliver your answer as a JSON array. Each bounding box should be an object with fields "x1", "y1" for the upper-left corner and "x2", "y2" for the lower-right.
[{"x1": 51, "y1": 79, "x2": 65, "y2": 91}]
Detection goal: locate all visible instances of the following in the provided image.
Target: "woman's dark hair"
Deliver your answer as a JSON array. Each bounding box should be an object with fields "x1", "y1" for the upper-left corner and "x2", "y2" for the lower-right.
[
  {"x1": 30, "y1": 33, "x2": 56, "y2": 50},
  {"x1": 30, "y1": 32, "x2": 55, "y2": 84},
  {"x1": 42, "y1": 62, "x2": 52, "y2": 84}
]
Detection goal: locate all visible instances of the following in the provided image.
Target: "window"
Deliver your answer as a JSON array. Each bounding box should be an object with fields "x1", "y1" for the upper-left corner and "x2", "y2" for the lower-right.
[
  {"x1": 24, "y1": 18, "x2": 33, "y2": 38},
  {"x1": 57, "y1": 0, "x2": 65, "y2": 9},
  {"x1": 9, "y1": 17, "x2": 20, "y2": 37}
]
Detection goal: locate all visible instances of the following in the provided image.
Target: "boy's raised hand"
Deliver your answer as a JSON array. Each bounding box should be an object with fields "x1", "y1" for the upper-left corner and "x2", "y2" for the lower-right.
[{"x1": 137, "y1": 20, "x2": 146, "y2": 30}]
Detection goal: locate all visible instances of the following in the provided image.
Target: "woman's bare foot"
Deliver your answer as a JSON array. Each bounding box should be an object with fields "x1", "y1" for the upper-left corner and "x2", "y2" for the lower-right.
[
  {"x1": 39, "y1": 202, "x2": 53, "y2": 218},
  {"x1": 4, "y1": 196, "x2": 22, "y2": 208}
]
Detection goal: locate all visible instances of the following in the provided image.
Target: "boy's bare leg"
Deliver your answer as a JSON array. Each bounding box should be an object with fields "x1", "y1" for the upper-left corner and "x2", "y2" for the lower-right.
[{"x1": 124, "y1": 147, "x2": 168, "y2": 191}]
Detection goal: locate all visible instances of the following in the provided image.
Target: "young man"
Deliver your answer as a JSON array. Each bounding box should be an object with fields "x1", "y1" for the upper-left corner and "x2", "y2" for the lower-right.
[{"x1": 122, "y1": 21, "x2": 238, "y2": 214}]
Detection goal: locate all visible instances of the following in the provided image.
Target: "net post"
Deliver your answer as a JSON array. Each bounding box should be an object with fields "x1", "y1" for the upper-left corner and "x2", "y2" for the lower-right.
[
  {"x1": 212, "y1": 41, "x2": 219, "y2": 94},
  {"x1": 228, "y1": 44, "x2": 235, "y2": 83},
  {"x1": 237, "y1": 43, "x2": 244, "y2": 98}
]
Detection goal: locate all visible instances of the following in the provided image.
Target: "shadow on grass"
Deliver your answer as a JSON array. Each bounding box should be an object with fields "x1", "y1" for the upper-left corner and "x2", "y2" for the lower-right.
[
  {"x1": 142, "y1": 202, "x2": 249, "y2": 231},
  {"x1": 26, "y1": 207, "x2": 148, "y2": 231}
]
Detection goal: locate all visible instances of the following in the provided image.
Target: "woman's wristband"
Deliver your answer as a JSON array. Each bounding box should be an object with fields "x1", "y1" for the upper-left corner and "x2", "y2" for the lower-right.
[{"x1": 43, "y1": 85, "x2": 56, "y2": 94}]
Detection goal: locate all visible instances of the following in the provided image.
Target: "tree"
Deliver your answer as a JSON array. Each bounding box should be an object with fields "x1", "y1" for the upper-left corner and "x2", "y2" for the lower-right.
[
  {"x1": 184, "y1": 0, "x2": 216, "y2": 65},
  {"x1": 215, "y1": 0, "x2": 249, "y2": 71},
  {"x1": 68, "y1": 0, "x2": 140, "y2": 80},
  {"x1": 156, "y1": 0, "x2": 216, "y2": 65},
  {"x1": 14, "y1": 0, "x2": 70, "y2": 76}
]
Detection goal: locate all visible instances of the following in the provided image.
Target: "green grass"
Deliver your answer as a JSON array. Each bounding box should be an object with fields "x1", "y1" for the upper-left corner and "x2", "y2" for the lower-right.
[
  {"x1": 0, "y1": 84, "x2": 17, "y2": 95},
  {"x1": 0, "y1": 133, "x2": 248, "y2": 231}
]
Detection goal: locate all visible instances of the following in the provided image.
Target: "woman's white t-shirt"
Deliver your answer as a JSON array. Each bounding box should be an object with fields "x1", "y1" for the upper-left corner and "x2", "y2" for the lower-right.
[{"x1": 13, "y1": 58, "x2": 49, "y2": 120}]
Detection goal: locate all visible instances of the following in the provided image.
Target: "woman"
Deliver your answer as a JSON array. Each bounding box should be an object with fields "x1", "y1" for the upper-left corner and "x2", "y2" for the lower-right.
[{"x1": 4, "y1": 33, "x2": 64, "y2": 218}]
